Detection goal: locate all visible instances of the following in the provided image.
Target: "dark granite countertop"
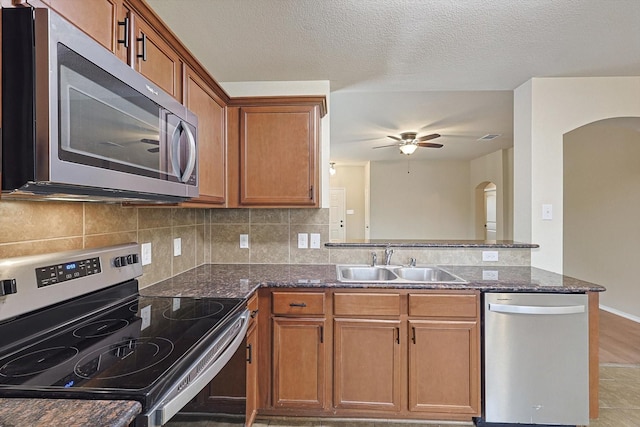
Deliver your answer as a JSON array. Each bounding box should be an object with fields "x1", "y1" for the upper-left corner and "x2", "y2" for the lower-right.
[
  {"x1": 0, "y1": 398, "x2": 141, "y2": 427},
  {"x1": 325, "y1": 239, "x2": 539, "y2": 248},
  {"x1": 141, "y1": 263, "x2": 605, "y2": 299}
]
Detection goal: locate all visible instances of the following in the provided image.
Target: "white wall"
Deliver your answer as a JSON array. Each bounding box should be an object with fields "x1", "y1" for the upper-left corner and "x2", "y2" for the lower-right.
[
  {"x1": 220, "y1": 81, "x2": 331, "y2": 208},
  {"x1": 369, "y1": 160, "x2": 471, "y2": 239},
  {"x1": 514, "y1": 76, "x2": 640, "y2": 273},
  {"x1": 564, "y1": 120, "x2": 640, "y2": 320}
]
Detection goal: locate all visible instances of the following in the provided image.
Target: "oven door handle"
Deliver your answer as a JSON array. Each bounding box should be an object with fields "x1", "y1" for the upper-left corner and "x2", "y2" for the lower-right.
[{"x1": 145, "y1": 309, "x2": 249, "y2": 427}]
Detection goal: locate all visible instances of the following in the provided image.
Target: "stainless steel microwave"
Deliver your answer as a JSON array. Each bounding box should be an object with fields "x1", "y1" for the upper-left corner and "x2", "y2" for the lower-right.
[{"x1": 1, "y1": 7, "x2": 198, "y2": 202}]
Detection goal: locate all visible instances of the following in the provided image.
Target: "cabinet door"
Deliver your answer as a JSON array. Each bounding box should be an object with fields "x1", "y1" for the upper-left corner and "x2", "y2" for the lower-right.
[
  {"x1": 183, "y1": 67, "x2": 226, "y2": 205},
  {"x1": 408, "y1": 320, "x2": 480, "y2": 415},
  {"x1": 239, "y1": 105, "x2": 318, "y2": 206},
  {"x1": 246, "y1": 320, "x2": 258, "y2": 426},
  {"x1": 44, "y1": 0, "x2": 129, "y2": 62},
  {"x1": 132, "y1": 14, "x2": 182, "y2": 100},
  {"x1": 272, "y1": 317, "x2": 325, "y2": 409},
  {"x1": 333, "y1": 319, "x2": 401, "y2": 412}
]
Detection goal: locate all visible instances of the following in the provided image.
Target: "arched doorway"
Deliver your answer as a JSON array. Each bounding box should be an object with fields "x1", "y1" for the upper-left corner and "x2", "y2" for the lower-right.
[{"x1": 475, "y1": 181, "x2": 497, "y2": 241}]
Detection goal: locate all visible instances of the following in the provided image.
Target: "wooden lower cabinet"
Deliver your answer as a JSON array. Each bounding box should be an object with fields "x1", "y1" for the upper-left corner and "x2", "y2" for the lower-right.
[
  {"x1": 263, "y1": 289, "x2": 481, "y2": 422},
  {"x1": 333, "y1": 318, "x2": 401, "y2": 412},
  {"x1": 408, "y1": 319, "x2": 480, "y2": 415},
  {"x1": 272, "y1": 317, "x2": 326, "y2": 409},
  {"x1": 246, "y1": 318, "x2": 258, "y2": 425}
]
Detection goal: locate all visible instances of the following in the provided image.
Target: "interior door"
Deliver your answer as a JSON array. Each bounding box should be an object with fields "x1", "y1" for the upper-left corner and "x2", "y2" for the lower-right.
[
  {"x1": 330, "y1": 188, "x2": 346, "y2": 242},
  {"x1": 484, "y1": 188, "x2": 497, "y2": 240}
]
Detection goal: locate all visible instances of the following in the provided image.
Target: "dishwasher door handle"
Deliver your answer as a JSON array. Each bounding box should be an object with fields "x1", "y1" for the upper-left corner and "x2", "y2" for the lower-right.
[{"x1": 488, "y1": 303, "x2": 585, "y2": 315}]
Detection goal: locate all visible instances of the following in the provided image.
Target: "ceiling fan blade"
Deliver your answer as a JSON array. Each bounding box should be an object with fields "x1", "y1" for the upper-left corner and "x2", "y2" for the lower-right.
[
  {"x1": 373, "y1": 143, "x2": 401, "y2": 149},
  {"x1": 416, "y1": 142, "x2": 444, "y2": 148},
  {"x1": 418, "y1": 133, "x2": 441, "y2": 142},
  {"x1": 387, "y1": 135, "x2": 402, "y2": 141}
]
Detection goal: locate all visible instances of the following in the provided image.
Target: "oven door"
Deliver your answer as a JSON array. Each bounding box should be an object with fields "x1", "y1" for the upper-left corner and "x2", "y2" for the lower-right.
[{"x1": 142, "y1": 310, "x2": 250, "y2": 427}]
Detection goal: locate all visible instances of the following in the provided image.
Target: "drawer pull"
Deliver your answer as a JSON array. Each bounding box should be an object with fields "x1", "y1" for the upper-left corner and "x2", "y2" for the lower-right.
[
  {"x1": 289, "y1": 302, "x2": 307, "y2": 308},
  {"x1": 250, "y1": 309, "x2": 259, "y2": 318}
]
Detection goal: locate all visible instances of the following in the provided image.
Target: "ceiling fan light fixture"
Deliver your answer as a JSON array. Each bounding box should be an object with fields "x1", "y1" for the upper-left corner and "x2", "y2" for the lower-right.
[{"x1": 399, "y1": 144, "x2": 418, "y2": 155}]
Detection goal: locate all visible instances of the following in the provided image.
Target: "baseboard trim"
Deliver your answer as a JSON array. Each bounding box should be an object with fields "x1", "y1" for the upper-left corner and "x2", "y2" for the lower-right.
[{"x1": 600, "y1": 304, "x2": 640, "y2": 323}]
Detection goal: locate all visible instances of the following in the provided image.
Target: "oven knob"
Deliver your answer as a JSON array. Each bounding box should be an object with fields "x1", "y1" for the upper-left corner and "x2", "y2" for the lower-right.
[
  {"x1": 0, "y1": 279, "x2": 17, "y2": 296},
  {"x1": 126, "y1": 254, "x2": 139, "y2": 264},
  {"x1": 113, "y1": 256, "x2": 129, "y2": 268}
]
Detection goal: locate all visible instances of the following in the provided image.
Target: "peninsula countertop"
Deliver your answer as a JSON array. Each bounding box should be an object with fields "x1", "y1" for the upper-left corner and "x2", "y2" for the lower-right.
[
  {"x1": 0, "y1": 398, "x2": 141, "y2": 427},
  {"x1": 140, "y1": 263, "x2": 606, "y2": 299}
]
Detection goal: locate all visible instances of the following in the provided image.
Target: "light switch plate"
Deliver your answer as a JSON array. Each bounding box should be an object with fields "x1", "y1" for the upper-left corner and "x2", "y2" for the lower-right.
[
  {"x1": 310, "y1": 233, "x2": 321, "y2": 249},
  {"x1": 240, "y1": 234, "x2": 249, "y2": 249},
  {"x1": 542, "y1": 204, "x2": 553, "y2": 220},
  {"x1": 298, "y1": 233, "x2": 308, "y2": 249},
  {"x1": 482, "y1": 251, "x2": 499, "y2": 262},
  {"x1": 141, "y1": 242, "x2": 152, "y2": 266},
  {"x1": 173, "y1": 238, "x2": 181, "y2": 257}
]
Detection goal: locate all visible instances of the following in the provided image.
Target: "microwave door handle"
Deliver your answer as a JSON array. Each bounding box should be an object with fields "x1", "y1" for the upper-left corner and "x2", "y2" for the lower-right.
[
  {"x1": 170, "y1": 121, "x2": 196, "y2": 183},
  {"x1": 181, "y1": 123, "x2": 196, "y2": 183}
]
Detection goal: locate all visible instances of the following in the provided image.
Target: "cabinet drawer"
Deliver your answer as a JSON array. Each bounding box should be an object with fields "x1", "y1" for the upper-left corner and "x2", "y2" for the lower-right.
[
  {"x1": 334, "y1": 293, "x2": 400, "y2": 316},
  {"x1": 272, "y1": 292, "x2": 325, "y2": 315},
  {"x1": 408, "y1": 293, "x2": 478, "y2": 318}
]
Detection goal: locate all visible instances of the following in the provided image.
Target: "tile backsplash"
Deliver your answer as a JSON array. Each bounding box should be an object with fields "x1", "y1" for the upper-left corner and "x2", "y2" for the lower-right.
[{"x1": 0, "y1": 202, "x2": 529, "y2": 289}]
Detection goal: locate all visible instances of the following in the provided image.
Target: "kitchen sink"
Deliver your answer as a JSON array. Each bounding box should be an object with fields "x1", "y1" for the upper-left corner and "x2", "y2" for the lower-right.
[
  {"x1": 339, "y1": 266, "x2": 398, "y2": 281},
  {"x1": 393, "y1": 266, "x2": 461, "y2": 282},
  {"x1": 336, "y1": 265, "x2": 466, "y2": 284}
]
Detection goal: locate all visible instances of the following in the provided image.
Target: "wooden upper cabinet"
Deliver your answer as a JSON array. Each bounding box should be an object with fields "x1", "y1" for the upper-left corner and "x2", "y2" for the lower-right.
[
  {"x1": 232, "y1": 98, "x2": 325, "y2": 207},
  {"x1": 183, "y1": 67, "x2": 226, "y2": 205},
  {"x1": 42, "y1": 0, "x2": 129, "y2": 62},
  {"x1": 131, "y1": 13, "x2": 182, "y2": 101}
]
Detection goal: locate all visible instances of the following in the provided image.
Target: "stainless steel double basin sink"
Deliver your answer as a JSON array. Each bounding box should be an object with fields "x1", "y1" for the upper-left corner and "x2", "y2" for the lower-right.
[{"x1": 336, "y1": 265, "x2": 466, "y2": 284}]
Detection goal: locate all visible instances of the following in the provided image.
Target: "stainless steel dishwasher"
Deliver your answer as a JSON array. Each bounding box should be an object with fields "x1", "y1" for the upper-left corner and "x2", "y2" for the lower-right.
[{"x1": 483, "y1": 293, "x2": 589, "y2": 426}]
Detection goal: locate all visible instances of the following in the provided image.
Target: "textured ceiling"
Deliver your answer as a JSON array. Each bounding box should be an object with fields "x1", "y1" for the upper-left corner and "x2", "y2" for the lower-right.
[{"x1": 147, "y1": 0, "x2": 640, "y2": 162}]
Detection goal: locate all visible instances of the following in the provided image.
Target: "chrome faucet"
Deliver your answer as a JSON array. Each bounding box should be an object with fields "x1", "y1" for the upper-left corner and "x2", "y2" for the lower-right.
[
  {"x1": 371, "y1": 252, "x2": 377, "y2": 267},
  {"x1": 409, "y1": 257, "x2": 417, "y2": 267},
  {"x1": 384, "y1": 247, "x2": 394, "y2": 265}
]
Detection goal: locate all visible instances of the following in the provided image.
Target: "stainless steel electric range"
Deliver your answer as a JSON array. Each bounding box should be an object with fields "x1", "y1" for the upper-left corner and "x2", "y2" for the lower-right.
[{"x1": 0, "y1": 243, "x2": 249, "y2": 427}]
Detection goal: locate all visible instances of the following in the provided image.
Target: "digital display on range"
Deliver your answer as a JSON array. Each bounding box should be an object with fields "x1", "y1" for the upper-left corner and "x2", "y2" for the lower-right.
[{"x1": 35, "y1": 257, "x2": 101, "y2": 288}]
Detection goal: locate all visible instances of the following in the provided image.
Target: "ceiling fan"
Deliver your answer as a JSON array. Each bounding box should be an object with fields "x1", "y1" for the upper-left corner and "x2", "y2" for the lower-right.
[{"x1": 373, "y1": 132, "x2": 443, "y2": 155}]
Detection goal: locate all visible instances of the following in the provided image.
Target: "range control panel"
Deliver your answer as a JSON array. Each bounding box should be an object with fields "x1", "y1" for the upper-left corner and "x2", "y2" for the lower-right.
[
  {"x1": 35, "y1": 257, "x2": 102, "y2": 288},
  {"x1": 0, "y1": 243, "x2": 142, "y2": 323}
]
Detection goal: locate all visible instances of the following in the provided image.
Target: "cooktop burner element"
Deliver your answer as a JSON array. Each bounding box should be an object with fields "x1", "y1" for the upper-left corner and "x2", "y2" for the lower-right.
[
  {"x1": 162, "y1": 300, "x2": 225, "y2": 321},
  {"x1": 73, "y1": 319, "x2": 130, "y2": 338},
  {"x1": 0, "y1": 347, "x2": 79, "y2": 378},
  {"x1": 0, "y1": 243, "x2": 249, "y2": 427},
  {"x1": 74, "y1": 337, "x2": 174, "y2": 380}
]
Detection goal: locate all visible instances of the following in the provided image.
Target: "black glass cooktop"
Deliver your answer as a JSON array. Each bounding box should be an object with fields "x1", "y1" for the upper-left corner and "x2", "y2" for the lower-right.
[{"x1": 0, "y1": 282, "x2": 243, "y2": 405}]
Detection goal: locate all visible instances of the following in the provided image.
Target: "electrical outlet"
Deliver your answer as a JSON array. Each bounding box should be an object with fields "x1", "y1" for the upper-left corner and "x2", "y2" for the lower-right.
[
  {"x1": 482, "y1": 251, "x2": 499, "y2": 262},
  {"x1": 482, "y1": 270, "x2": 499, "y2": 280},
  {"x1": 298, "y1": 233, "x2": 308, "y2": 249},
  {"x1": 310, "y1": 233, "x2": 321, "y2": 249},
  {"x1": 141, "y1": 242, "x2": 152, "y2": 265},
  {"x1": 240, "y1": 234, "x2": 249, "y2": 249},
  {"x1": 173, "y1": 238, "x2": 181, "y2": 257}
]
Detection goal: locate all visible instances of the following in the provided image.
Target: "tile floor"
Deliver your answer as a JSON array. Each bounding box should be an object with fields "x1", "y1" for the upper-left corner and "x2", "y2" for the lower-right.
[{"x1": 167, "y1": 364, "x2": 640, "y2": 427}]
